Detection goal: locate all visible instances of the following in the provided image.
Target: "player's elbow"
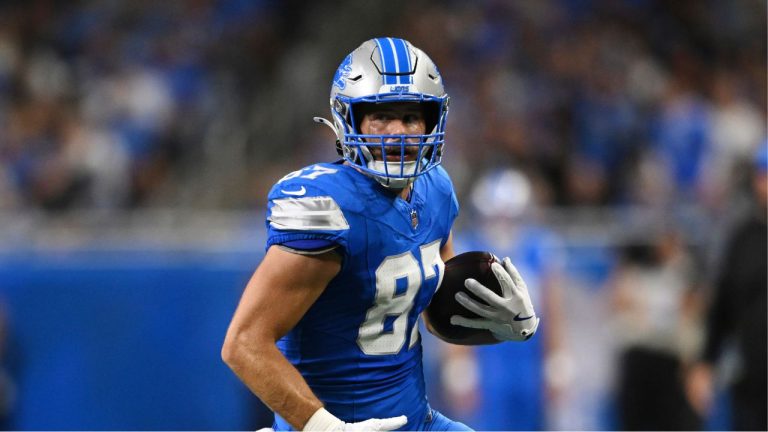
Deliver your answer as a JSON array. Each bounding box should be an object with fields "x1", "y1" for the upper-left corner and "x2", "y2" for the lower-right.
[
  {"x1": 221, "y1": 327, "x2": 251, "y2": 371},
  {"x1": 221, "y1": 333, "x2": 239, "y2": 369},
  {"x1": 221, "y1": 334, "x2": 237, "y2": 367},
  {"x1": 221, "y1": 326, "x2": 271, "y2": 372}
]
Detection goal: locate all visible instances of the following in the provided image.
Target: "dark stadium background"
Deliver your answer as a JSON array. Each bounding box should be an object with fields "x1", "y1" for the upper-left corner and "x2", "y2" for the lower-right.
[{"x1": 0, "y1": 0, "x2": 764, "y2": 430}]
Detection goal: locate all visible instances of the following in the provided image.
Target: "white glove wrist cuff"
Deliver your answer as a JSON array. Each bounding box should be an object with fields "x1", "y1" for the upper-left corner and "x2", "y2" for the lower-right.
[{"x1": 304, "y1": 407, "x2": 343, "y2": 431}]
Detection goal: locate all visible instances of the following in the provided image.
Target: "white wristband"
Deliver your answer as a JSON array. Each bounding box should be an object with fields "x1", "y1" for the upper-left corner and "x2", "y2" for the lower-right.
[{"x1": 304, "y1": 407, "x2": 343, "y2": 431}]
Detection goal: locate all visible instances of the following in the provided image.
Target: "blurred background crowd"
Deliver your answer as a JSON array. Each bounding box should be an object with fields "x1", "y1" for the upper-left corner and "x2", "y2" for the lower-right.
[
  {"x1": 0, "y1": 0, "x2": 765, "y2": 430},
  {"x1": 0, "y1": 0, "x2": 764, "y2": 213}
]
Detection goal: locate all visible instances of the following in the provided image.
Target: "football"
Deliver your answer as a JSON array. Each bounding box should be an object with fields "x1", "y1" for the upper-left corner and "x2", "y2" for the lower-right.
[{"x1": 424, "y1": 251, "x2": 504, "y2": 345}]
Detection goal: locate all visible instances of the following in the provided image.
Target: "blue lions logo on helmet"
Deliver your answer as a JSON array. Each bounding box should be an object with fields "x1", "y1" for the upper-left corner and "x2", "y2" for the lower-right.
[{"x1": 333, "y1": 54, "x2": 353, "y2": 90}]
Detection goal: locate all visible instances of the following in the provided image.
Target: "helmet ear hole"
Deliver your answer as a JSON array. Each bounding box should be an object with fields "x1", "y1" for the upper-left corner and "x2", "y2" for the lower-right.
[{"x1": 334, "y1": 100, "x2": 347, "y2": 117}]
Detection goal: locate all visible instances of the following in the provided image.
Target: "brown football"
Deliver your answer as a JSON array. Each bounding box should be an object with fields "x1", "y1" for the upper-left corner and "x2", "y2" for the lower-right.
[{"x1": 424, "y1": 251, "x2": 503, "y2": 345}]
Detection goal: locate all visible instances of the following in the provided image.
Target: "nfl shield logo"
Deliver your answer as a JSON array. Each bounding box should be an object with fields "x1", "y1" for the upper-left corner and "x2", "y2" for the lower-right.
[{"x1": 410, "y1": 209, "x2": 419, "y2": 229}]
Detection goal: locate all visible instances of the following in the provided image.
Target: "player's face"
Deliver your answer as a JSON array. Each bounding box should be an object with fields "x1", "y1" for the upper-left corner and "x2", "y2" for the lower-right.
[{"x1": 359, "y1": 103, "x2": 426, "y2": 162}]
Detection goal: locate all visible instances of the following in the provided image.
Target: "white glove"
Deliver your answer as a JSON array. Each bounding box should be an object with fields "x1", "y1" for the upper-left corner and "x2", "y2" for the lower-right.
[
  {"x1": 450, "y1": 257, "x2": 539, "y2": 341},
  {"x1": 304, "y1": 408, "x2": 407, "y2": 431}
]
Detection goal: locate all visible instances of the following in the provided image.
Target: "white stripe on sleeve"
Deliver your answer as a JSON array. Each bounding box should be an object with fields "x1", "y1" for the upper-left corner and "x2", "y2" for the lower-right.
[{"x1": 268, "y1": 196, "x2": 350, "y2": 231}]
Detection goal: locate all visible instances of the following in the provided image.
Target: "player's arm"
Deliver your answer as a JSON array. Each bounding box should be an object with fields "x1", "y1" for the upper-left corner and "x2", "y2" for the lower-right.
[
  {"x1": 222, "y1": 245, "x2": 339, "y2": 429},
  {"x1": 222, "y1": 246, "x2": 407, "y2": 431}
]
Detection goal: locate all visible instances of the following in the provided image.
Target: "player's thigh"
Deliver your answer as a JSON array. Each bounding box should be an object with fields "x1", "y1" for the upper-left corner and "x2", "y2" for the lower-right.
[{"x1": 422, "y1": 408, "x2": 474, "y2": 431}]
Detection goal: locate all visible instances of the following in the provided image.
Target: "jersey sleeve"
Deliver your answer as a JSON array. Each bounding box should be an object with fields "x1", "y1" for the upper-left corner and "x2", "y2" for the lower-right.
[{"x1": 265, "y1": 165, "x2": 351, "y2": 254}]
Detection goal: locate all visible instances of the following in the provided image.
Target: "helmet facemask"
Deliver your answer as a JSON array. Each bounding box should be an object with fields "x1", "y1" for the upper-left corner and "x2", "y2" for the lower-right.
[{"x1": 339, "y1": 99, "x2": 446, "y2": 189}]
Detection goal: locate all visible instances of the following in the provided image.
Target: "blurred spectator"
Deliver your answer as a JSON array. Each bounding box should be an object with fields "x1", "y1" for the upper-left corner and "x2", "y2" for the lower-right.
[
  {"x1": 0, "y1": 0, "x2": 763, "y2": 213},
  {"x1": 640, "y1": 76, "x2": 711, "y2": 207},
  {"x1": 699, "y1": 71, "x2": 765, "y2": 210},
  {"x1": 686, "y1": 144, "x2": 767, "y2": 431},
  {"x1": 0, "y1": 0, "x2": 283, "y2": 211},
  {"x1": 609, "y1": 230, "x2": 703, "y2": 430}
]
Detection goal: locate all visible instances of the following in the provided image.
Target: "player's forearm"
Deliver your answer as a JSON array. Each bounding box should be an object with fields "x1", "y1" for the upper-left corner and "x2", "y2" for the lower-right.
[{"x1": 222, "y1": 336, "x2": 322, "y2": 429}]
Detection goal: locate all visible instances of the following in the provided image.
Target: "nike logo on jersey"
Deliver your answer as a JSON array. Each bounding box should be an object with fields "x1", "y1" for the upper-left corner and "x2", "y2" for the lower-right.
[
  {"x1": 513, "y1": 313, "x2": 534, "y2": 321},
  {"x1": 281, "y1": 186, "x2": 306, "y2": 196}
]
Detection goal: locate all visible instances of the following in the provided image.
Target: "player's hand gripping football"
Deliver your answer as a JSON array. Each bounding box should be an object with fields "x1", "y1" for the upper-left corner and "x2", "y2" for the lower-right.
[
  {"x1": 303, "y1": 408, "x2": 407, "y2": 431},
  {"x1": 450, "y1": 257, "x2": 539, "y2": 341}
]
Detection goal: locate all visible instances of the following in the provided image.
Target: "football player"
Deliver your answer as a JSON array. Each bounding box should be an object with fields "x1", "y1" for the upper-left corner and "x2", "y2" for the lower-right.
[{"x1": 222, "y1": 38, "x2": 539, "y2": 431}]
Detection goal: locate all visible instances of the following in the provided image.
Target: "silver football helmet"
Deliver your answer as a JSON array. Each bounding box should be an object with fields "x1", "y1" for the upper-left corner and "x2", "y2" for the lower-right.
[{"x1": 314, "y1": 38, "x2": 449, "y2": 189}]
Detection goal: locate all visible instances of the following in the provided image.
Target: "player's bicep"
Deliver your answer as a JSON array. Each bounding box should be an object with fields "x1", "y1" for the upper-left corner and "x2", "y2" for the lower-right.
[{"x1": 227, "y1": 245, "x2": 341, "y2": 343}]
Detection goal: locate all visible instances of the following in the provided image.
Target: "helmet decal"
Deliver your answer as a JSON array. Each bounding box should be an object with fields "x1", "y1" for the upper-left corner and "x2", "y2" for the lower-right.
[{"x1": 333, "y1": 54, "x2": 353, "y2": 90}]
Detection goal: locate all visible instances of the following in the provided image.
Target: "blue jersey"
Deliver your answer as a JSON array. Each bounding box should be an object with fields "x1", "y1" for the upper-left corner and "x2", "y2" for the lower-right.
[{"x1": 265, "y1": 161, "x2": 459, "y2": 431}]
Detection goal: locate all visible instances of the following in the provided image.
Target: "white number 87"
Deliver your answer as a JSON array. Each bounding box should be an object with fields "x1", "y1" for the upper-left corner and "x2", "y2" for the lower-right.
[{"x1": 357, "y1": 240, "x2": 444, "y2": 355}]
